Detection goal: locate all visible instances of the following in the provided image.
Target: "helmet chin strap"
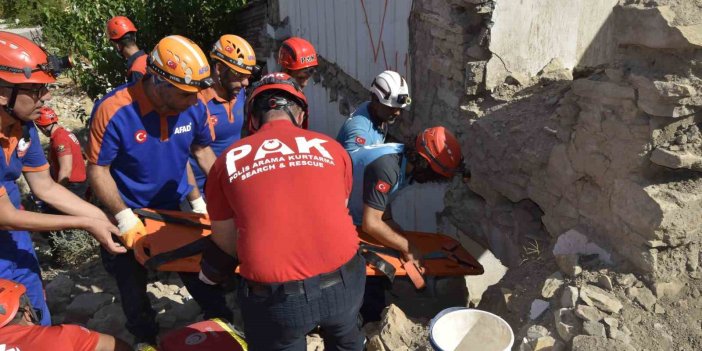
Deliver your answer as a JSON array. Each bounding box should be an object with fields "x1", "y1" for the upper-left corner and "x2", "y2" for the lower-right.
[
  {"x1": 2, "y1": 86, "x2": 32, "y2": 142},
  {"x1": 282, "y1": 105, "x2": 303, "y2": 128}
]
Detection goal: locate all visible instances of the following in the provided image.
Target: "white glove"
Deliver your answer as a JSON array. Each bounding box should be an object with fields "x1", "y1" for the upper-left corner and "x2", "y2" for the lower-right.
[
  {"x1": 114, "y1": 208, "x2": 146, "y2": 249},
  {"x1": 190, "y1": 196, "x2": 208, "y2": 214}
]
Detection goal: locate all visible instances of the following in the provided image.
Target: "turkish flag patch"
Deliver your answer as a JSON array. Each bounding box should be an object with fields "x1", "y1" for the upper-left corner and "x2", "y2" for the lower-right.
[
  {"x1": 355, "y1": 136, "x2": 366, "y2": 145},
  {"x1": 375, "y1": 180, "x2": 391, "y2": 193}
]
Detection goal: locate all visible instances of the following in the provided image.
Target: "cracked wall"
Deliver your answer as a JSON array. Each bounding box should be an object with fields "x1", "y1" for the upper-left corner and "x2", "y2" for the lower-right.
[{"x1": 410, "y1": 0, "x2": 702, "y2": 281}]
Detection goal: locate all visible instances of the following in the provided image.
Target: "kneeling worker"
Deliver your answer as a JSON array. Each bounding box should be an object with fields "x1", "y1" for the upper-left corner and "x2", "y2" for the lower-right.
[{"x1": 348, "y1": 126, "x2": 464, "y2": 322}]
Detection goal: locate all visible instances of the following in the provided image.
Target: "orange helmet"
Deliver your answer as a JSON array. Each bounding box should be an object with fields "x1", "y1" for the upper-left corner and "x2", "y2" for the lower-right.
[
  {"x1": 0, "y1": 279, "x2": 26, "y2": 328},
  {"x1": 106, "y1": 16, "x2": 137, "y2": 40},
  {"x1": 35, "y1": 106, "x2": 59, "y2": 126},
  {"x1": 0, "y1": 31, "x2": 57, "y2": 84},
  {"x1": 416, "y1": 126, "x2": 463, "y2": 178},
  {"x1": 147, "y1": 35, "x2": 213, "y2": 93},
  {"x1": 211, "y1": 35, "x2": 257, "y2": 75},
  {"x1": 278, "y1": 37, "x2": 318, "y2": 71},
  {"x1": 246, "y1": 72, "x2": 308, "y2": 132}
]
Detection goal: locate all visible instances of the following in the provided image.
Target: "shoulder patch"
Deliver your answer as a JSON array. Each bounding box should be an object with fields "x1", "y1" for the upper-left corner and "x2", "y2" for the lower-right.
[
  {"x1": 355, "y1": 136, "x2": 366, "y2": 145},
  {"x1": 57, "y1": 144, "x2": 66, "y2": 152},
  {"x1": 375, "y1": 180, "x2": 391, "y2": 193}
]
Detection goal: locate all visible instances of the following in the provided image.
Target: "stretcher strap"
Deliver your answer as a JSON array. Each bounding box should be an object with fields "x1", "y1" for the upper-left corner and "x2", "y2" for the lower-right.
[
  {"x1": 134, "y1": 208, "x2": 211, "y2": 229},
  {"x1": 143, "y1": 237, "x2": 210, "y2": 270},
  {"x1": 361, "y1": 249, "x2": 396, "y2": 283}
]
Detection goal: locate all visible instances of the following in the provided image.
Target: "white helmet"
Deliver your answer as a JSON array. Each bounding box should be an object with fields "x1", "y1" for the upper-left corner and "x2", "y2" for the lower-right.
[{"x1": 370, "y1": 70, "x2": 411, "y2": 109}]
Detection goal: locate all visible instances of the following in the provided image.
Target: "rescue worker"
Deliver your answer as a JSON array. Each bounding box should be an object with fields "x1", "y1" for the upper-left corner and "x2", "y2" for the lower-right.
[
  {"x1": 87, "y1": 35, "x2": 232, "y2": 344},
  {"x1": 278, "y1": 37, "x2": 318, "y2": 88},
  {"x1": 106, "y1": 16, "x2": 147, "y2": 83},
  {"x1": 34, "y1": 107, "x2": 87, "y2": 195},
  {"x1": 348, "y1": 126, "x2": 463, "y2": 322},
  {"x1": 189, "y1": 34, "x2": 256, "y2": 194},
  {"x1": 0, "y1": 31, "x2": 124, "y2": 327},
  {"x1": 0, "y1": 279, "x2": 132, "y2": 351},
  {"x1": 336, "y1": 70, "x2": 410, "y2": 153},
  {"x1": 199, "y1": 73, "x2": 365, "y2": 351},
  {"x1": 34, "y1": 106, "x2": 90, "y2": 263}
]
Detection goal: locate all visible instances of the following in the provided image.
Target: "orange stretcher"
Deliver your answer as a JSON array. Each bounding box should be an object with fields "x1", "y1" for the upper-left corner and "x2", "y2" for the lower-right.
[{"x1": 132, "y1": 209, "x2": 483, "y2": 289}]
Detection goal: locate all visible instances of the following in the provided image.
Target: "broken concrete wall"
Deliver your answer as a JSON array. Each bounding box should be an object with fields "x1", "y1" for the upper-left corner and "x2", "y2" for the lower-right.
[
  {"x1": 409, "y1": 0, "x2": 702, "y2": 280},
  {"x1": 486, "y1": 0, "x2": 618, "y2": 90}
]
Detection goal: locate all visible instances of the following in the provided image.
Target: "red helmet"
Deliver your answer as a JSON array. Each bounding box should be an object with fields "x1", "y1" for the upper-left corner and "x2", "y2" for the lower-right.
[
  {"x1": 0, "y1": 31, "x2": 56, "y2": 84},
  {"x1": 246, "y1": 72, "x2": 308, "y2": 132},
  {"x1": 0, "y1": 279, "x2": 26, "y2": 328},
  {"x1": 416, "y1": 126, "x2": 463, "y2": 178},
  {"x1": 278, "y1": 37, "x2": 318, "y2": 71},
  {"x1": 106, "y1": 16, "x2": 137, "y2": 40},
  {"x1": 35, "y1": 106, "x2": 59, "y2": 126}
]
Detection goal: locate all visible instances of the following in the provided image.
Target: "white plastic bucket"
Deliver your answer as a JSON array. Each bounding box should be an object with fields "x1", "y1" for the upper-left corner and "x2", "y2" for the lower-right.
[{"x1": 429, "y1": 307, "x2": 514, "y2": 351}]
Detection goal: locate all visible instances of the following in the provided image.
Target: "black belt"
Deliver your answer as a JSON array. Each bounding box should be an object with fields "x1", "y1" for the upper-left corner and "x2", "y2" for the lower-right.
[{"x1": 244, "y1": 253, "x2": 360, "y2": 298}]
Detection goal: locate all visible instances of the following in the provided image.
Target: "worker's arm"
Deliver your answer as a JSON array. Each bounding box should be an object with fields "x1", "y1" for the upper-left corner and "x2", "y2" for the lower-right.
[
  {"x1": 210, "y1": 218, "x2": 238, "y2": 256},
  {"x1": 362, "y1": 205, "x2": 422, "y2": 267},
  {"x1": 199, "y1": 159, "x2": 238, "y2": 285},
  {"x1": 94, "y1": 333, "x2": 132, "y2": 351},
  {"x1": 185, "y1": 162, "x2": 201, "y2": 201},
  {"x1": 191, "y1": 144, "x2": 216, "y2": 176},
  {"x1": 87, "y1": 163, "x2": 145, "y2": 250},
  {"x1": 0, "y1": 187, "x2": 125, "y2": 254},
  {"x1": 24, "y1": 169, "x2": 106, "y2": 219},
  {"x1": 360, "y1": 154, "x2": 423, "y2": 267},
  {"x1": 86, "y1": 164, "x2": 127, "y2": 216},
  {"x1": 55, "y1": 154, "x2": 73, "y2": 186}
]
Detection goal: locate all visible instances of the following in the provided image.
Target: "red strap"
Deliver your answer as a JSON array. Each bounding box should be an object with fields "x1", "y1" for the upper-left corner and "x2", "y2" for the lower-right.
[{"x1": 402, "y1": 260, "x2": 426, "y2": 289}]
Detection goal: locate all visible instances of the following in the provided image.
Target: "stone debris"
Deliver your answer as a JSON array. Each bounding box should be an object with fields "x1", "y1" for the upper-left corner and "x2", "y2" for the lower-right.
[
  {"x1": 653, "y1": 280, "x2": 684, "y2": 300},
  {"x1": 530, "y1": 299, "x2": 550, "y2": 320},
  {"x1": 581, "y1": 320, "x2": 606, "y2": 338},
  {"x1": 530, "y1": 336, "x2": 555, "y2": 350},
  {"x1": 596, "y1": 275, "x2": 613, "y2": 291},
  {"x1": 87, "y1": 304, "x2": 129, "y2": 344},
  {"x1": 526, "y1": 325, "x2": 550, "y2": 340},
  {"x1": 65, "y1": 293, "x2": 114, "y2": 321},
  {"x1": 574, "y1": 304, "x2": 603, "y2": 322},
  {"x1": 579, "y1": 284, "x2": 623, "y2": 314},
  {"x1": 555, "y1": 254, "x2": 581, "y2": 277},
  {"x1": 603, "y1": 317, "x2": 619, "y2": 329},
  {"x1": 306, "y1": 334, "x2": 324, "y2": 351},
  {"x1": 552, "y1": 230, "x2": 612, "y2": 264},
  {"x1": 365, "y1": 335, "x2": 386, "y2": 351},
  {"x1": 616, "y1": 274, "x2": 638, "y2": 288},
  {"x1": 627, "y1": 286, "x2": 657, "y2": 311},
  {"x1": 608, "y1": 326, "x2": 632, "y2": 344},
  {"x1": 571, "y1": 335, "x2": 637, "y2": 351},
  {"x1": 541, "y1": 272, "x2": 564, "y2": 299},
  {"x1": 501, "y1": 287, "x2": 514, "y2": 311},
  {"x1": 560, "y1": 286, "x2": 578, "y2": 308},
  {"x1": 377, "y1": 305, "x2": 430, "y2": 351},
  {"x1": 45, "y1": 274, "x2": 74, "y2": 313},
  {"x1": 553, "y1": 308, "x2": 580, "y2": 342}
]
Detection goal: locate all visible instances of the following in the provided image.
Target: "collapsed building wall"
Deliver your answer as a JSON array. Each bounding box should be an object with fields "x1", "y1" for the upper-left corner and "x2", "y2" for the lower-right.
[{"x1": 409, "y1": 0, "x2": 702, "y2": 281}]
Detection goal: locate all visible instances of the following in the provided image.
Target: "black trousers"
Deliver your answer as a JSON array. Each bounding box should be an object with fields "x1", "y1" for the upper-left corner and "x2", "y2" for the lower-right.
[{"x1": 239, "y1": 252, "x2": 366, "y2": 351}]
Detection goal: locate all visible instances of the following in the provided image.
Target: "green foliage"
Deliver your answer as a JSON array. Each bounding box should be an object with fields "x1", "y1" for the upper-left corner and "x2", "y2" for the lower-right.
[
  {"x1": 1, "y1": 0, "x2": 64, "y2": 27},
  {"x1": 49, "y1": 229, "x2": 99, "y2": 267},
  {"x1": 41, "y1": 0, "x2": 247, "y2": 99}
]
